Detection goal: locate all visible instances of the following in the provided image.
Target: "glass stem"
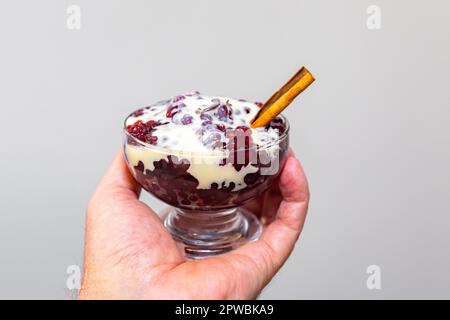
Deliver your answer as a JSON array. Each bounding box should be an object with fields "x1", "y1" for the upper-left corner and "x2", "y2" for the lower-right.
[{"x1": 163, "y1": 207, "x2": 262, "y2": 259}]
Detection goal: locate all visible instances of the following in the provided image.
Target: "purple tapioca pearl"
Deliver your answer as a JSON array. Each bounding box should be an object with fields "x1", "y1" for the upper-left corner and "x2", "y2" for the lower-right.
[
  {"x1": 200, "y1": 113, "x2": 213, "y2": 122},
  {"x1": 217, "y1": 104, "x2": 229, "y2": 121},
  {"x1": 203, "y1": 132, "x2": 222, "y2": 148},
  {"x1": 181, "y1": 114, "x2": 193, "y2": 125},
  {"x1": 146, "y1": 135, "x2": 158, "y2": 145}
]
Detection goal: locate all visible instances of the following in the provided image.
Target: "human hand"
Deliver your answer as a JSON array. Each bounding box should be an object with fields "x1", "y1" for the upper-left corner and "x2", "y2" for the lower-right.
[{"x1": 79, "y1": 149, "x2": 309, "y2": 299}]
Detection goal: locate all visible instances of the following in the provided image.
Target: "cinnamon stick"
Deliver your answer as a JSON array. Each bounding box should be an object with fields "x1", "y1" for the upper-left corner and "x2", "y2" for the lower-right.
[{"x1": 251, "y1": 67, "x2": 315, "y2": 128}]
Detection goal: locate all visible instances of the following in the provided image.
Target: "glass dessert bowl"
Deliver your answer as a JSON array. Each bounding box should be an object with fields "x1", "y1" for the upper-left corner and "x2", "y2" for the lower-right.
[{"x1": 123, "y1": 92, "x2": 289, "y2": 258}]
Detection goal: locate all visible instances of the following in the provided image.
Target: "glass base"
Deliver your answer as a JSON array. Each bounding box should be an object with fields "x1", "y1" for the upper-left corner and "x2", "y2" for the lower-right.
[{"x1": 162, "y1": 207, "x2": 262, "y2": 259}]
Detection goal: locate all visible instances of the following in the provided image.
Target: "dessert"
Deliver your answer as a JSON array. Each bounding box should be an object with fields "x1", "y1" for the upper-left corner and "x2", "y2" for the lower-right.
[
  {"x1": 124, "y1": 92, "x2": 289, "y2": 212},
  {"x1": 122, "y1": 67, "x2": 313, "y2": 258}
]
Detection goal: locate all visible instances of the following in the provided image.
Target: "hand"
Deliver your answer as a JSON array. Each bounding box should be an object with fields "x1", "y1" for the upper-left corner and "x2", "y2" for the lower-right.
[{"x1": 79, "y1": 149, "x2": 309, "y2": 299}]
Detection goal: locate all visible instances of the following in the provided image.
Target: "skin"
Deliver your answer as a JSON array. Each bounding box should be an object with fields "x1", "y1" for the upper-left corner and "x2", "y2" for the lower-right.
[{"x1": 79, "y1": 149, "x2": 309, "y2": 299}]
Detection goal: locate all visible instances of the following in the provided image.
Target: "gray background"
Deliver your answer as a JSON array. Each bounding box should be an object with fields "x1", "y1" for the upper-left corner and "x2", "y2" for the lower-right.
[{"x1": 0, "y1": 0, "x2": 449, "y2": 299}]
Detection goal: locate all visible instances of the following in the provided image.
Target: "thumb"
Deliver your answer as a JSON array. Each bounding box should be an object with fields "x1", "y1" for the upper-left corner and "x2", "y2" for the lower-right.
[{"x1": 85, "y1": 149, "x2": 183, "y2": 268}]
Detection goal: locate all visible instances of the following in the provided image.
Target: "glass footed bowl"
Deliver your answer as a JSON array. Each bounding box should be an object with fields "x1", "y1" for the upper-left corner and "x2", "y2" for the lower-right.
[{"x1": 123, "y1": 111, "x2": 289, "y2": 259}]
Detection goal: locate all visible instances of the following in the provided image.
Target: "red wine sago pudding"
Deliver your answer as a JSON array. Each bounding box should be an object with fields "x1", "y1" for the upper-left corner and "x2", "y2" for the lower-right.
[{"x1": 124, "y1": 92, "x2": 289, "y2": 211}]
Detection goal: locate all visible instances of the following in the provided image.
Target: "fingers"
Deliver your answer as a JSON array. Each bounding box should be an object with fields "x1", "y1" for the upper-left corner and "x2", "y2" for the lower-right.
[
  {"x1": 231, "y1": 154, "x2": 309, "y2": 286},
  {"x1": 278, "y1": 151, "x2": 309, "y2": 203},
  {"x1": 260, "y1": 154, "x2": 309, "y2": 259}
]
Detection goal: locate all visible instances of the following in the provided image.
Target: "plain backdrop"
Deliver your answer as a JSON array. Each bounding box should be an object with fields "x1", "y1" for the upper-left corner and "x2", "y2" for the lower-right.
[{"x1": 0, "y1": 0, "x2": 449, "y2": 299}]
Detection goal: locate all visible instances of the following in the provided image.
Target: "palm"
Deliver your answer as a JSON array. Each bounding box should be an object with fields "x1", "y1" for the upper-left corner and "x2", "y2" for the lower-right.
[{"x1": 80, "y1": 150, "x2": 308, "y2": 299}]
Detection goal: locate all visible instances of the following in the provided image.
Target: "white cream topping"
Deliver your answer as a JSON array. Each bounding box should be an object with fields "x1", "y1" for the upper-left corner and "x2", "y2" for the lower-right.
[{"x1": 125, "y1": 94, "x2": 280, "y2": 152}]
